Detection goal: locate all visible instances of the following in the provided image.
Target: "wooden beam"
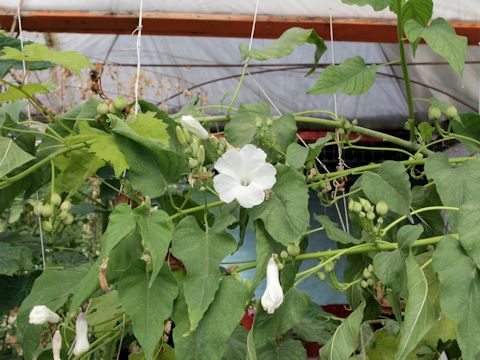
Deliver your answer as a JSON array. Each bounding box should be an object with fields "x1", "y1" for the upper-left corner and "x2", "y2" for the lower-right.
[{"x1": 0, "y1": 11, "x2": 479, "y2": 44}]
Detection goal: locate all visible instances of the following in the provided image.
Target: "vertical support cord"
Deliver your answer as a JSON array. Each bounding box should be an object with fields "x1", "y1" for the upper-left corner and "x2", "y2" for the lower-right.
[
  {"x1": 134, "y1": 0, "x2": 144, "y2": 116},
  {"x1": 17, "y1": 2, "x2": 46, "y2": 269},
  {"x1": 227, "y1": 0, "x2": 260, "y2": 114},
  {"x1": 395, "y1": 0, "x2": 416, "y2": 143}
]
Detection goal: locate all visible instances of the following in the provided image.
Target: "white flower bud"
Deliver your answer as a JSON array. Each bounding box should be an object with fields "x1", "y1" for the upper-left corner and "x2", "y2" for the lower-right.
[
  {"x1": 260, "y1": 256, "x2": 284, "y2": 314},
  {"x1": 73, "y1": 313, "x2": 90, "y2": 356},
  {"x1": 52, "y1": 330, "x2": 62, "y2": 360},
  {"x1": 180, "y1": 115, "x2": 209, "y2": 140},
  {"x1": 29, "y1": 305, "x2": 60, "y2": 324}
]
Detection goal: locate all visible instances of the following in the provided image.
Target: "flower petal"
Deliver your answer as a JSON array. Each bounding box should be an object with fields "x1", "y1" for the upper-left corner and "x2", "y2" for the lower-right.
[
  {"x1": 235, "y1": 184, "x2": 265, "y2": 208},
  {"x1": 250, "y1": 163, "x2": 276, "y2": 190},
  {"x1": 213, "y1": 173, "x2": 241, "y2": 203},
  {"x1": 214, "y1": 148, "x2": 243, "y2": 179},
  {"x1": 180, "y1": 115, "x2": 209, "y2": 139}
]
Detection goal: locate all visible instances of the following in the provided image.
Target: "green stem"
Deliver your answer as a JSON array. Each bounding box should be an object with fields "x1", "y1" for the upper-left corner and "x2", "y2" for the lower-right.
[
  {"x1": 344, "y1": 144, "x2": 414, "y2": 158},
  {"x1": 381, "y1": 206, "x2": 460, "y2": 235},
  {"x1": 0, "y1": 125, "x2": 64, "y2": 143},
  {"x1": 292, "y1": 109, "x2": 337, "y2": 119},
  {"x1": 0, "y1": 142, "x2": 90, "y2": 188},
  {"x1": 227, "y1": 62, "x2": 248, "y2": 115},
  {"x1": 312, "y1": 156, "x2": 474, "y2": 182},
  {"x1": 168, "y1": 200, "x2": 224, "y2": 221},
  {"x1": 236, "y1": 234, "x2": 455, "y2": 273},
  {"x1": 395, "y1": 0, "x2": 416, "y2": 143}
]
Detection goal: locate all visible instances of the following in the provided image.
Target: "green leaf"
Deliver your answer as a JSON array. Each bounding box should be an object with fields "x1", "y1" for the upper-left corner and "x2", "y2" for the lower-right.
[
  {"x1": 18, "y1": 264, "x2": 90, "y2": 359},
  {"x1": 286, "y1": 143, "x2": 308, "y2": 169},
  {"x1": 76, "y1": 122, "x2": 128, "y2": 177},
  {"x1": 397, "y1": 224, "x2": 424, "y2": 254},
  {"x1": 53, "y1": 149, "x2": 104, "y2": 194},
  {"x1": 425, "y1": 154, "x2": 480, "y2": 225},
  {"x1": 126, "y1": 111, "x2": 169, "y2": 147},
  {"x1": 0, "y1": 272, "x2": 37, "y2": 314},
  {"x1": 0, "y1": 35, "x2": 51, "y2": 78},
  {"x1": 240, "y1": 27, "x2": 326, "y2": 76},
  {"x1": 395, "y1": 254, "x2": 436, "y2": 360},
  {"x1": 320, "y1": 300, "x2": 366, "y2": 359},
  {"x1": 307, "y1": 56, "x2": 377, "y2": 96},
  {"x1": 417, "y1": 122, "x2": 433, "y2": 143},
  {"x1": 253, "y1": 221, "x2": 283, "y2": 288},
  {"x1": 292, "y1": 303, "x2": 340, "y2": 344},
  {"x1": 342, "y1": 0, "x2": 392, "y2": 11},
  {"x1": 0, "y1": 242, "x2": 32, "y2": 276},
  {"x1": 134, "y1": 207, "x2": 174, "y2": 287},
  {"x1": 433, "y1": 236, "x2": 480, "y2": 360},
  {"x1": 361, "y1": 160, "x2": 411, "y2": 215},
  {"x1": 221, "y1": 326, "x2": 249, "y2": 360},
  {"x1": 112, "y1": 118, "x2": 188, "y2": 198},
  {"x1": 451, "y1": 113, "x2": 480, "y2": 152},
  {"x1": 173, "y1": 277, "x2": 249, "y2": 360},
  {"x1": 457, "y1": 201, "x2": 480, "y2": 270},
  {"x1": 366, "y1": 328, "x2": 417, "y2": 360},
  {"x1": 86, "y1": 290, "x2": 123, "y2": 332},
  {"x1": 70, "y1": 204, "x2": 136, "y2": 310},
  {"x1": 253, "y1": 288, "x2": 311, "y2": 348},
  {"x1": 257, "y1": 339, "x2": 307, "y2": 360},
  {"x1": 0, "y1": 83, "x2": 51, "y2": 104},
  {"x1": 118, "y1": 260, "x2": 178, "y2": 360},
  {"x1": 224, "y1": 103, "x2": 297, "y2": 159},
  {"x1": 250, "y1": 164, "x2": 309, "y2": 246},
  {"x1": 0, "y1": 137, "x2": 34, "y2": 178},
  {"x1": 401, "y1": 0, "x2": 433, "y2": 26},
  {"x1": 404, "y1": 18, "x2": 467, "y2": 77},
  {"x1": 0, "y1": 43, "x2": 91, "y2": 74},
  {"x1": 314, "y1": 214, "x2": 361, "y2": 244},
  {"x1": 171, "y1": 216, "x2": 237, "y2": 333}
]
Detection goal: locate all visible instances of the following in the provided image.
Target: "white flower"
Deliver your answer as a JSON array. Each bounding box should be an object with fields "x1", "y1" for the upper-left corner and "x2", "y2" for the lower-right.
[
  {"x1": 73, "y1": 313, "x2": 90, "y2": 356},
  {"x1": 213, "y1": 144, "x2": 276, "y2": 208},
  {"x1": 29, "y1": 305, "x2": 60, "y2": 325},
  {"x1": 180, "y1": 115, "x2": 209, "y2": 140},
  {"x1": 260, "y1": 256, "x2": 284, "y2": 314},
  {"x1": 52, "y1": 330, "x2": 62, "y2": 360}
]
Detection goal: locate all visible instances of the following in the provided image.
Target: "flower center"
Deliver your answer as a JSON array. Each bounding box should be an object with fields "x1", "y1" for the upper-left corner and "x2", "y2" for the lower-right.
[{"x1": 241, "y1": 179, "x2": 250, "y2": 186}]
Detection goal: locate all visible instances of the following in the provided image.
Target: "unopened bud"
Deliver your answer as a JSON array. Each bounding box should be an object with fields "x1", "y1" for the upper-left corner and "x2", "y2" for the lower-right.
[
  {"x1": 50, "y1": 193, "x2": 62, "y2": 206},
  {"x1": 197, "y1": 145, "x2": 205, "y2": 165},
  {"x1": 176, "y1": 126, "x2": 187, "y2": 146},
  {"x1": 280, "y1": 250, "x2": 289, "y2": 259},
  {"x1": 52, "y1": 330, "x2": 62, "y2": 360}
]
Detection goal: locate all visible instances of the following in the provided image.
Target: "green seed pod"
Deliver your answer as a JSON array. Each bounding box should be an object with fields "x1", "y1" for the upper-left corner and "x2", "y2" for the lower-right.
[
  {"x1": 376, "y1": 200, "x2": 389, "y2": 216},
  {"x1": 63, "y1": 214, "x2": 74, "y2": 225},
  {"x1": 188, "y1": 158, "x2": 198, "y2": 168},
  {"x1": 366, "y1": 211, "x2": 376, "y2": 221},
  {"x1": 316, "y1": 272, "x2": 326, "y2": 281},
  {"x1": 113, "y1": 96, "x2": 127, "y2": 111},
  {"x1": 414, "y1": 152, "x2": 424, "y2": 160},
  {"x1": 363, "y1": 268, "x2": 371, "y2": 279},
  {"x1": 280, "y1": 250, "x2": 289, "y2": 259},
  {"x1": 367, "y1": 264, "x2": 374, "y2": 273},
  {"x1": 183, "y1": 128, "x2": 191, "y2": 143},
  {"x1": 60, "y1": 201, "x2": 72, "y2": 211},
  {"x1": 176, "y1": 126, "x2": 187, "y2": 146},
  {"x1": 96, "y1": 102, "x2": 109, "y2": 115},
  {"x1": 348, "y1": 199, "x2": 355, "y2": 211},
  {"x1": 446, "y1": 105, "x2": 458, "y2": 119},
  {"x1": 353, "y1": 202, "x2": 363, "y2": 213},
  {"x1": 255, "y1": 119, "x2": 263, "y2": 128},
  {"x1": 197, "y1": 145, "x2": 205, "y2": 165},
  {"x1": 273, "y1": 253, "x2": 279, "y2": 260},
  {"x1": 277, "y1": 263, "x2": 284, "y2": 271},
  {"x1": 377, "y1": 217, "x2": 384, "y2": 224},
  {"x1": 42, "y1": 220, "x2": 53, "y2": 232},
  {"x1": 266, "y1": 118, "x2": 273, "y2": 127},
  {"x1": 50, "y1": 193, "x2": 62, "y2": 206},
  {"x1": 428, "y1": 106, "x2": 442, "y2": 121},
  {"x1": 367, "y1": 278, "x2": 374, "y2": 286},
  {"x1": 359, "y1": 198, "x2": 370, "y2": 208},
  {"x1": 287, "y1": 243, "x2": 301, "y2": 257},
  {"x1": 59, "y1": 210, "x2": 69, "y2": 220},
  {"x1": 191, "y1": 138, "x2": 200, "y2": 155},
  {"x1": 361, "y1": 280, "x2": 369, "y2": 288},
  {"x1": 108, "y1": 103, "x2": 117, "y2": 114},
  {"x1": 324, "y1": 262, "x2": 334, "y2": 273},
  {"x1": 359, "y1": 211, "x2": 366, "y2": 218},
  {"x1": 41, "y1": 204, "x2": 53, "y2": 218},
  {"x1": 33, "y1": 202, "x2": 43, "y2": 217}
]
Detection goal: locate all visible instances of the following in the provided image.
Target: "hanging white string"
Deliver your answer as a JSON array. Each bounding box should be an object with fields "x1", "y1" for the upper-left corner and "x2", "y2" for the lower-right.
[
  {"x1": 248, "y1": 0, "x2": 260, "y2": 52},
  {"x1": 133, "y1": 0, "x2": 144, "y2": 116},
  {"x1": 329, "y1": 9, "x2": 338, "y2": 117},
  {"x1": 16, "y1": 2, "x2": 47, "y2": 268}
]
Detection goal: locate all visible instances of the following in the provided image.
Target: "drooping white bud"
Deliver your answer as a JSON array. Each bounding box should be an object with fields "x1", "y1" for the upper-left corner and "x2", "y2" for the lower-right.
[
  {"x1": 52, "y1": 330, "x2": 62, "y2": 360},
  {"x1": 73, "y1": 313, "x2": 90, "y2": 356},
  {"x1": 29, "y1": 305, "x2": 60, "y2": 325},
  {"x1": 180, "y1": 115, "x2": 209, "y2": 140},
  {"x1": 260, "y1": 256, "x2": 284, "y2": 314}
]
